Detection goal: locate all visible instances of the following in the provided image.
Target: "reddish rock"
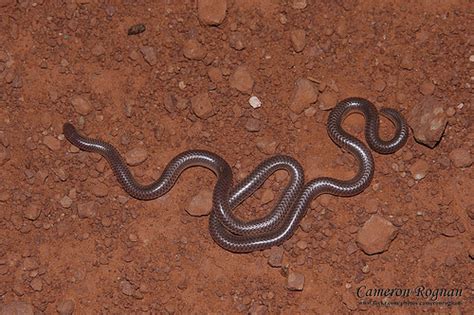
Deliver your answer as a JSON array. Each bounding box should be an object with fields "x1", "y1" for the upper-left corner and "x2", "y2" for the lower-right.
[
  {"x1": 186, "y1": 190, "x2": 213, "y2": 216},
  {"x1": 43, "y1": 135, "x2": 61, "y2": 151},
  {"x1": 23, "y1": 204, "x2": 41, "y2": 221},
  {"x1": 449, "y1": 148, "x2": 472, "y2": 168},
  {"x1": 0, "y1": 302, "x2": 34, "y2": 315},
  {"x1": 245, "y1": 118, "x2": 262, "y2": 132},
  {"x1": 56, "y1": 299, "x2": 75, "y2": 315},
  {"x1": 409, "y1": 159, "x2": 430, "y2": 180},
  {"x1": 71, "y1": 95, "x2": 92, "y2": 115},
  {"x1": 268, "y1": 246, "x2": 284, "y2": 267},
  {"x1": 198, "y1": 0, "x2": 227, "y2": 26},
  {"x1": 319, "y1": 90, "x2": 338, "y2": 110},
  {"x1": 290, "y1": 29, "x2": 306, "y2": 52},
  {"x1": 408, "y1": 96, "x2": 447, "y2": 148},
  {"x1": 91, "y1": 182, "x2": 109, "y2": 197},
  {"x1": 286, "y1": 271, "x2": 305, "y2": 291},
  {"x1": 256, "y1": 137, "x2": 278, "y2": 155},
  {"x1": 419, "y1": 80, "x2": 435, "y2": 96},
  {"x1": 356, "y1": 214, "x2": 398, "y2": 255},
  {"x1": 125, "y1": 147, "x2": 148, "y2": 166},
  {"x1": 208, "y1": 67, "x2": 223, "y2": 83},
  {"x1": 77, "y1": 201, "x2": 96, "y2": 219},
  {"x1": 183, "y1": 39, "x2": 207, "y2": 60},
  {"x1": 229, "y1": 32, "x2": 246, "y2": 50},
  {"x1": 289, "y1": 78, "x2": 318, "y2": 114},
  {"x1": 191, "y1": 92, "x2": 214, "y2": 119},
  {"x1": 140, "y1": 46, "x2": 157, "y2": 65},
  {"x1": 229, "y1": 66, "x2": 254, "y2": 94}
]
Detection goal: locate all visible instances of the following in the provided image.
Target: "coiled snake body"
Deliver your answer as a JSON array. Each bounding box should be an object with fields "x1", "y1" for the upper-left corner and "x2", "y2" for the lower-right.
[{"x1": 63, "y1": 97, "x2": 408, "y2": 253}]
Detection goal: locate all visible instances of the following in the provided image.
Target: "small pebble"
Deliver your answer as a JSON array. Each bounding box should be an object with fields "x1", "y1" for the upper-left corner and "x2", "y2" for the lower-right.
[
  {"x1": 289, "y1": 78, "x2": 318, "y2": 114},
  {"x1": 140, "y1": 46, "x2": 157, "y2": 66},
  {"x1": 409, "y1": 159, "x2": 429, "y2": 180},
  {"x1": 30, "y1": 278, "x2": 43, "y2": 291},
  {"x1": 56, "y1": 299, "x2": 75, "y2": 315},
  {"x1": 267, "y1": 246, "x2": 284, "y2": 267},
  {"x1": 245, "y1": 118, "x2": 262, "y2": 132},
  {"x1": 186, "y1": 190, "x2": 213, "y2": 216},
  {"x1": 60, "y1": 196, "x2": 73, "y2": 208},
  {"x1": 191, "y1": 92, "x2": 214, "y2": 119},
  {"x1": 91, "y1": 182, "x2": 109, "y2": 197},
  {"x1": 373, "y1": 79, "x2": 386, "y2": 92},
  {"x1": 71, "y1": 96, "x2": 93, "y2": 115},
  {"x1": 197, "y1": 0, "x2": 227, "y2": 26},
  {"x1": 408, "y1": 97, "x2": 447, "y2": 148},
  {"x1": 229, "y1": 66, "x2": 254, "y2": 94},
  {"x1": 77, "y1": 201, "x2": 96, "y2": 219},
  {"x1": 290, "y1": 29, "x2": 306, "y2": 52},
  {"x1": 291, "y1": 0, "x2": 307, "y2": 10},
  {"x1": 208, "y1": 67, "x2": 223, "y2": 83},
  {"x1": 120, "y1": 279, "x2": 134, "y2": 296},
  {"x1": 43, "y1": 135, "x2": 61, "y2": 151},
  {"x1": 23, "y1": 205, "x2": 41, "y2": 221},
  {"x1": 448, "y1": 148, "x2": 472, "y2": 168},
  {"x1": 319, "y1": 91, "x2": 338, "y2": 110},
  {"x1": 183, "y1": 39, "x2": 207, "y2": 60},
  {"x1": 249, "y1": 96, "x2": 262, "y2": 109},
  {"x1": 125, "y1": 147, "x2": 148, "y2": 166},
  {"x1": 128, "y1": 23, "x2": 146, "y2": 35},
  {"x1": 286, "y1": 271, "x2": 305, "y2": 291},
  {"x1": 419, "y1": 80, "x2": 435, "y2": 95},
  {"x1": 296, "y1": 240, "x2": 308, "y2": 250}
]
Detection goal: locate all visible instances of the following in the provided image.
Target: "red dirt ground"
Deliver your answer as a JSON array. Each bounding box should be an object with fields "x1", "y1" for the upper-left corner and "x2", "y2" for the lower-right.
[{"x1": 0, "y1": 0, "x2": 472, "y2": 314}]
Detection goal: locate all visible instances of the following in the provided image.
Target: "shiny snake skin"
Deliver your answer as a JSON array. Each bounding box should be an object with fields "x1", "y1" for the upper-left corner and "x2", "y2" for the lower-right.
[{"x1": 63, "y1": 97, "x2": 408, "y2": 253}]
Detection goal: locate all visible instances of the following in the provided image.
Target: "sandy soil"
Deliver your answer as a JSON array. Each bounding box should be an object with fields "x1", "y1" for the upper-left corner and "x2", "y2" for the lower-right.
[{"x1": 0, "y1": 0, "x2": 472, "y2": 314}]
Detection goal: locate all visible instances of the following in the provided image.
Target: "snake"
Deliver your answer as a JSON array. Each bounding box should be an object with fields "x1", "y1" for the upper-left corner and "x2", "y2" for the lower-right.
[{"x1": 63, "y1": 97, "x2": 408, "y2": 253}]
